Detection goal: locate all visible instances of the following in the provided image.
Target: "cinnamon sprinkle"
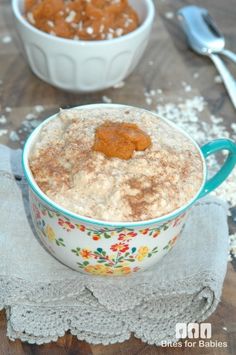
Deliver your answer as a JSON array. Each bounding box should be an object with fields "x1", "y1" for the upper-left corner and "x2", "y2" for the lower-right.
[{"x1": 29, "y1": 107, "x2": 203, "y2": 221}]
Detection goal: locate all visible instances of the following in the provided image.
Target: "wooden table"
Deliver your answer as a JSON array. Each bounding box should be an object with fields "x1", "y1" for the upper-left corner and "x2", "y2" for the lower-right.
[{"x1": 1, "y1": 0, "x2": 236, "y2": 353}]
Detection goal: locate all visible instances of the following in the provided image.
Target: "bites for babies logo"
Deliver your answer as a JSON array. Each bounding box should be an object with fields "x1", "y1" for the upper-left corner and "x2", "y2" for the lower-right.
[{"x1": 161, "y1": 323, "x2": 227, "y2": 348}]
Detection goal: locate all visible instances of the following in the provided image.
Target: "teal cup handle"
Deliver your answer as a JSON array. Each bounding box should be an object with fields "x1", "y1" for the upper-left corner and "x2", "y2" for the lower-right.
[{"x1": 199, "y1": 138, "x2": 236, "y2": 198}]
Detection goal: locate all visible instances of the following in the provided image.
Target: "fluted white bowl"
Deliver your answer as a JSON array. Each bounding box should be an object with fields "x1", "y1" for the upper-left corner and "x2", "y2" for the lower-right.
[{"x1": 12, "y1": 0, "x2": 155, "y2": 92}]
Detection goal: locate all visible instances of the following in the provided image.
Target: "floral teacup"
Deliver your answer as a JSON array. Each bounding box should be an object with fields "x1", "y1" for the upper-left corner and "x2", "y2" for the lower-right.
[{"x1": 23, "y1": 104, "x2": 236, "y2": 276}]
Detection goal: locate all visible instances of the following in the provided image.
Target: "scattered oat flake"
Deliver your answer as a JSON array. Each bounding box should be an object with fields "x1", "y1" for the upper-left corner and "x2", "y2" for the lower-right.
[
  {"x1": 86, "y1": 26, "x2": 94, "y2": 35},
  {"x1": 185, "y1": 85, "x2": 192, "y2": 92},
  {"x1": 102, "y1": 95, "x2": 112, "y2": 103},
  {"x1": 21, "y1": 119, "x2": 41, "y2": 131},
  {"x1": 2, "y1": 35, "x2": 12, "y2": 44},
  {"x1": 30, "y1": 119, "x2": 41, "y2": 128},
  {"x1": 222, "y1": 326, "x2": 228, "y2": 331},
  {"x1": 47, "y1": 20, "x2": 54, "y2": 28},
  {"x1": 5, "y1": 107, "x2": 12, "y2": 112},
  {"x1": 25, "y1": 113, "x2": 37, "y2": 120},
  {"x1": 27, "y1": 12, "x2": 35, "y2": 24},
  {"x1": 9, "y1": 131, "x2": 20, "y2": 141},
  {"x1": 165, "y1": 12, "x2": 174, "y2": 19},
  {"x1": 181, "y1": 81, "x2": 192, "y2": 92},
  {"x1": 229, "y1": 234, "x2": 236, "y2": 259},
  {"x1": 113, "y1": 81, "x2": 125, "y2": 89},
  {"x1": 116, "y1": 28, "x2": 123, "y2": 37},
  {"x1": 193, "y1": 72, "x2": 199, "y2": 79},
  {"x1": 65, "y1": 10, "x2": 76, "y2": 23},
  {"x1": 106, "y1": 33, "x2": 113, "y2": 40},
  {"x1": 145, "y1": 97, "x2": 152, "y2": 105},
  {"x1": 34, "y1": 105, "x2": 44, "y2": 113},
  {"x1": 230, "y1": 123, "x2": 236, "y2": 132},
  {"x1": 0, "y1": 115, "x2": 7, "y2": 124},
  {"x1": 214, "y1": 75, "x2": 223, "y2": 83},
  {"x1": 0, "y1": 129, "x2": 8, "y2": 136},
  {"x1": 99, "y1": 24, "x2": 105, "y2": 33}
]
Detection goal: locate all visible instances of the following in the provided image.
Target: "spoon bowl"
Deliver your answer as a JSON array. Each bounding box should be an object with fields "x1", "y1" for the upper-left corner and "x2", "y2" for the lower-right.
[
  {"x1": 178, "y1": 5, "x2": 236, "y2": 62},
  {"x1": 178, "y1": 5, "x2": 236, "y2": 109}
]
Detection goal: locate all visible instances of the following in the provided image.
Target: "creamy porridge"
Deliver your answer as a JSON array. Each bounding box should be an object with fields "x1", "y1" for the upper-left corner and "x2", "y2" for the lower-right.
[{"x1": 29, "y1": 107, "x2": 203, "y2": 221}]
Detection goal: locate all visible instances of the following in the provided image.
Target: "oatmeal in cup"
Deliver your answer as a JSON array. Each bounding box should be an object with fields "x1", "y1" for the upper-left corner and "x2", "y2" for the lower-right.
[{"x1": 22, "y1": 104, "x2": 236, "y2": 275}]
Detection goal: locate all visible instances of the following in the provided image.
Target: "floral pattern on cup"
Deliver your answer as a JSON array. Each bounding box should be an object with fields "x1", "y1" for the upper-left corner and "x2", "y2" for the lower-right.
[
  {"x1": 163, "y1": 234, "x2": 179, "y2": 251},
  {"x1": 32, "y1": 198, "x2": 186, "y2": 240},
  {"x1": 30, "y1": 192, "x2": 187, "y2": 275},
  {"x1": 32, "y1": 204, "x2": 65, "y2": 247},
  {"x1": 71, "y1": 244, "x2": 159, "y2": 275}
]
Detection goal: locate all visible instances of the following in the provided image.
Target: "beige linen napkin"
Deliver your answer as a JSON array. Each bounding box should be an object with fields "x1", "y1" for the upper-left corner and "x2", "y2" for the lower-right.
[{"x1": 0, "y1": 145, "x2": 229, "y2": 345}]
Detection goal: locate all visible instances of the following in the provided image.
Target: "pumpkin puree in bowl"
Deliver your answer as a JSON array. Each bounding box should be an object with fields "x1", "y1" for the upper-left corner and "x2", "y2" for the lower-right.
[{"x1": 24, "y1": 0, "x2": 139, "y2": 40}]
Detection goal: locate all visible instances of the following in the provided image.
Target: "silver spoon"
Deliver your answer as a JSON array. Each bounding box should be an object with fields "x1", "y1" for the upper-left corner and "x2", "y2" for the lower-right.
[
  {"x1": 178, "y1": 5, "x2": 236, "y2": 109},
  {"x1": 179, "y1": 6, "x2": 236, "y2": 63}
]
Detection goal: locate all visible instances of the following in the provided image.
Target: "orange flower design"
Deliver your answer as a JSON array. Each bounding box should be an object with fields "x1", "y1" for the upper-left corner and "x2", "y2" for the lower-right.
[
  {"x1": 84, "y1": 264, "x2": 111, "y2": 275},
  {"x1": 80, "y1": 249, "x2": 91, "y2": 259},
  {"x1": 152, "y1": 230, "x2": 160, "y2": 238},
  {"x1": 118, "y1": 231, "x2": 137, "y2": 241},
  {"x1": 76, "y1": 224, "x2": 86, "y2": 232},
  {"x1": 58, "y1": 218, "x2": 75, "y2": 231},
  {"x1": 173, "y1": 213, "x2": 186, "y2": 227},
  {"x1": 92, "y1": 234, "x2": 100, "y2": 241},
  {"x1": 140, "y1": 228, "x2": 149, "y2": 235},
  {"x1": 113, "y1": 266, "x2": 132, "y2": 275},
  {"x1": 140, "y1": 228, "x2": 161, "y2": 238},
  {"x1": 83, "y1": 264, "x2": 133, "y2": 276},
  {"x1": 170, "y1": 235, "x2": 178, "y2": 246},
  {"x1": 32, "y1": 204, "x2": 41, "y2": 219},
  {"x1": 110, "y1": 243, "x2": 129, "y2": 253}
]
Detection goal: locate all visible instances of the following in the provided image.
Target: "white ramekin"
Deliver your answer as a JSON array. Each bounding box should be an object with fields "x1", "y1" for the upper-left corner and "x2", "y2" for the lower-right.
[{"x1": 12, "y1": 0, "x2": 155, "y2": 92}]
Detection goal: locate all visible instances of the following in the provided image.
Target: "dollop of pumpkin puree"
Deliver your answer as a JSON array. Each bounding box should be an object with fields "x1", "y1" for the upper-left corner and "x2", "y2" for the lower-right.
[{"x1": 92, "y1": 121, "x2": 152, "y2": 160}]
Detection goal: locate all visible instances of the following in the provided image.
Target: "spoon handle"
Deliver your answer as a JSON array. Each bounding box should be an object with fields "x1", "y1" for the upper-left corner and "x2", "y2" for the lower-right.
[
  {"x1": 209, "y1": 53, "x2": 236, "y2": 109},
  {"x1": 221, "y1": 49, "x2": 236, "y2": 65}
]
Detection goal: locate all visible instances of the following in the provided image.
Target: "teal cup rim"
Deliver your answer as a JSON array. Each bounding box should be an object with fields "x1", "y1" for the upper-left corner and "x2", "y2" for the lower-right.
[{"x1": 23, "y1": 103, "x2": 209, "y2": 228}]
